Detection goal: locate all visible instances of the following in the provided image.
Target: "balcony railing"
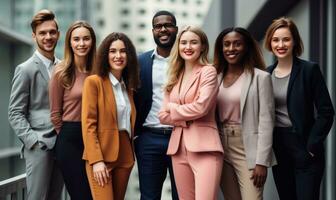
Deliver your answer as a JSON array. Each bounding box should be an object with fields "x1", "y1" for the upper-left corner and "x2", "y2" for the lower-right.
[{"x1": 0, "y1": 174, "x2": 69, "y2": 200}]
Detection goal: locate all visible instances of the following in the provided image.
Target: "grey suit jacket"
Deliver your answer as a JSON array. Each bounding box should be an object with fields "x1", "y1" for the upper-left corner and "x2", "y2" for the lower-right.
[
  {"x1": 8, "y1": 52, "x2": 58, "y2": 150},
  {"x1": 240, "y1": 68, "x2": 276, "y2": 169}
]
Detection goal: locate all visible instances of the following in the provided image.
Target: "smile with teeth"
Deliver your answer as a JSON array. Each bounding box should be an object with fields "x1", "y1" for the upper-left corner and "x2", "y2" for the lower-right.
[
  {"x1": 184, "y1": 51, "x2": 194, "y2": 56},
  {"x1": 114, "y1": 60, "x2": 124, "y2": 65},
  {"x1": 226, "y1": 53, "x2": 238, "y2": 59},
  {"x1": 276, "y1": 49, "x2": 287, "y2": 54}
]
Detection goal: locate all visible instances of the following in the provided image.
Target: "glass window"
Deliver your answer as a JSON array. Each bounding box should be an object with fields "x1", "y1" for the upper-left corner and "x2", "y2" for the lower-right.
[{"x1": 121, "y1": 23, "x2": 130, "y2": 29}]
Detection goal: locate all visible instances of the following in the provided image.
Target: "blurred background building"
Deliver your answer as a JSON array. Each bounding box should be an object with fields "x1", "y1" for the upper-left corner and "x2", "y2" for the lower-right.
[{"x1": 0, "y1": 0, "x2": 334, "y2": 199}]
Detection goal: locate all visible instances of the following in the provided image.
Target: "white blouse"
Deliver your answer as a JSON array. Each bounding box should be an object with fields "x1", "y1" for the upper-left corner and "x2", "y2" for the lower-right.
[{"x1": 109, "y1": 72, "x2": 131, "y2": 135}]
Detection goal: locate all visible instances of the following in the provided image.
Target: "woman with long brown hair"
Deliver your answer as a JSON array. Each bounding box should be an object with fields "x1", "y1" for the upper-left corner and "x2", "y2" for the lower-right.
[
  {"x1": 49, "y1": 20, "x2": 96, "y2": 199},
  {"x1": 81, "y1": 32, "x2": 139, "y2": 200}
]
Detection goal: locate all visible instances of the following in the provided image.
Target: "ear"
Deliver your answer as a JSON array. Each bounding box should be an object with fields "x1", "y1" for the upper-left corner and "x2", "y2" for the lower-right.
[{"x1": 32, "y1": 32, "x2": 37, "y2": 42}]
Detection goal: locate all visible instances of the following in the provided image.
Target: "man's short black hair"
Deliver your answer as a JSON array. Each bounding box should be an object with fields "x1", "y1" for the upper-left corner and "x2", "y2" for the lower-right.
[{"x1": 152, "y1": 10, "x2": 176, "y2": 27}]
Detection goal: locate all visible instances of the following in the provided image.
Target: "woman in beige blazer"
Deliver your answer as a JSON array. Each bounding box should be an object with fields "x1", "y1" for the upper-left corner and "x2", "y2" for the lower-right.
[
  {"x1": 159, "y1": 26, "x2": 223, "y2": 200},
  {"x1": 81, "y1": 32, "x2": 139, "y2": 200},
  {"x1": 213, "y1": 27, "x2": 276, "y2": 200}
]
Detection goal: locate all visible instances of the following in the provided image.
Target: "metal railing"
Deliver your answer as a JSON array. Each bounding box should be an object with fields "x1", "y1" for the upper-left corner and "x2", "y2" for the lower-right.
[
  {"x1": 0, "y1": 174, "x2": 26, "y2": 200},
  {"x1": 0, "y1": 174, "x2": 69, "y2": 200}
]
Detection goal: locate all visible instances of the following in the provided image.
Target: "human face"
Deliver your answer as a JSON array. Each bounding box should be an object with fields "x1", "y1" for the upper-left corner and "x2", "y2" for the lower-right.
[
  {"x1": 32, "y1": 20, "x2": 59, "y2": 56},
  {"x1": 108, "y1": 40, "x2": 127, "y2": 78},
  {"x1": 70, "y1": 27, "x2": 92, "y2": 58},
  {"x1": 152, "y1": 15, "x2": 178, "y2": 48},
  {"x1": 222, "y1": 31, "x2": 246, "y2": 65},
  {"x1": 271, "y1": 27, "x2": 294, "y2": 59},
  {"x1": 179, "y1": 31, "x2": 203, "y2": 64}
]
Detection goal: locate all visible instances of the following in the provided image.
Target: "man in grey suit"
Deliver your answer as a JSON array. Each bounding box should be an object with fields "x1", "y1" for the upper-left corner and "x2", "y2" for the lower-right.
[{"x1": 8, "y1": 9, "x2": 64, "y2": 200}]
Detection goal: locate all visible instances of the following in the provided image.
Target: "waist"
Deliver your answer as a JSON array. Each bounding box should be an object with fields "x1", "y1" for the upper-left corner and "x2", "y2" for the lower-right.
[
  {"x1": 274, "y1": 126, "x2": 296, "y2": 134},
  {"x1": 223, "y1": 123, "x2": 242, "y2": 137},
  {"x1": 62, "y1": 121, "x2": 81, "y2": 128},
  {"x1": 143, "y1": 126, "x2": 173, "y2": 135}
]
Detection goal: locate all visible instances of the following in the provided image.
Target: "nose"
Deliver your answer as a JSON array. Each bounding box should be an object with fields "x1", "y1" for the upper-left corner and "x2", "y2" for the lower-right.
[
  {"x1": 228, "y1": 43, "x2": 234, "y2": 51},
  {"x1": 279, "y1": 40, "x2": 284, "y2": 47},
  {"x1": 79, "y1": 39, "x2": 84, "y2": 46},
  {"x1": 186, "y1": 42, "x2": 191, "y2": 49},
  {"x1": 116, "y1": 51, "x2": 121, "y2": 58}
]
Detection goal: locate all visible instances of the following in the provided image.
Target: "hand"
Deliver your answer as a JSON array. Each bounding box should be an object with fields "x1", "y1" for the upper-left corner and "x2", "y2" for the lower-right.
[
  {"x1": 250, "y1": 164, "x2": 267, "y2": 188},
  {"x1": 92, "y1": 161, "x2": 109, "y2": 187}
]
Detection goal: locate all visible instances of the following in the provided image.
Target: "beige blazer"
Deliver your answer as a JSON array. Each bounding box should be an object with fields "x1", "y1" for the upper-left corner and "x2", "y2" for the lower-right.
[
  {"x1": 159, "y1": 65, "x2": 224, "y2": 155},
  {"x1": 235, "y1": 68, "x2": 276, "y2": 169}
]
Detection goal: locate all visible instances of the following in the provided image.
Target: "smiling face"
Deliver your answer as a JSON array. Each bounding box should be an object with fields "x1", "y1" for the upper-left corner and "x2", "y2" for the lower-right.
[
  {"x1": 32, "y1": 20, "x2": 59, "y2": 56},
  {"x1": 152, "y1": 15, "x2": 178, "y2": 49},
  {"x1": 271, "y1": 27, "x2": 294, "y2": 59},
  {"x1": 178, "y1": 31, "x2": 203, "y2": 65},
  {"x1": 108, "y1": 39, "x2": 127, "y2": 77},
  {"x1": 70, "y1": 27, "x2": 92, "y2": 58},
  {"x1": 222, "y1": 31, "x2": 246, "y2": 65}
]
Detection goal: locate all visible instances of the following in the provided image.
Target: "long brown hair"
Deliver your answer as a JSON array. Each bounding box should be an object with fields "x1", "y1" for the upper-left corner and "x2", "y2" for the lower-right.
[
  {"x1": 96, "y1": 32, "x2": 140, "y2": 91},
  {"x1": 165, "y1": 25, "x2": 209, "y2": 92},
  {"x1": 213, "y1": 27, "x2": 265, "y2": 76},
  {"x1": 54, "y1": 21, "x2": 97, "y2": 89}
]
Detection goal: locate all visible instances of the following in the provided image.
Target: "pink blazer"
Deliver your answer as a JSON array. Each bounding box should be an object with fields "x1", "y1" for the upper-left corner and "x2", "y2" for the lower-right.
[{"x1": 159, "y1": 65, "x2": 224, "y2": 155}]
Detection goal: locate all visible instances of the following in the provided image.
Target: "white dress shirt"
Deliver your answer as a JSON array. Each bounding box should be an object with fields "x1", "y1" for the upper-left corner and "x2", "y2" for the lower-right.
[
  {"x1": 143, "y1": 49, "x2": 172, "y2": 128},
  {"x1": 35, "y1": 50, "x2": 59, "y2": 77},
  {"x1": 109, "y1": 72, "x2": 132, "y2": 135}
]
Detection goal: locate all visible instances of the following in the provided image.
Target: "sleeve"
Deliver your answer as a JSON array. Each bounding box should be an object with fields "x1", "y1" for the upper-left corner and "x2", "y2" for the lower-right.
[
  {"x1": 169, "y1": 66, "x2": 219, "y2": 122},
  {"x1": 158, "y1": 91, "x2": 187, "y2": 127},
  {"x1": 49, "y1": 73, "x2": 64, "y2": 134},
  {"x1": 256, "y1": 73, "x2": 275, "y2": 167},
  {"x1": 8, "y1": 65, "x2": 38, "y2": 149},
  {"x1": 81, "y1": 77, "x2": 104, "y2": 165},
  {"x1": 307, "y1": 64, "x2": 335, "y2": 154}
]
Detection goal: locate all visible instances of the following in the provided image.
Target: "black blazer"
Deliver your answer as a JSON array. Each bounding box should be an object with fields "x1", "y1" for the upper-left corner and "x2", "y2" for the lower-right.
[
  {"x1": 134, "y1": 50, "x2": 155, "y2": 133},
  {"x1": 267, "y1": 57, "x2": 334, "y2": 155}
]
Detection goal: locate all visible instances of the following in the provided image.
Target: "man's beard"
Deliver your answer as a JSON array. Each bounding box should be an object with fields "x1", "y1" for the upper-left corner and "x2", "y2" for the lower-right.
[
  {"x1": 154, "y1": 34, "x2": 176, "y2": 49},
  {"x1": 36, "y1": 40, "x2": 57, "y2": 53}
]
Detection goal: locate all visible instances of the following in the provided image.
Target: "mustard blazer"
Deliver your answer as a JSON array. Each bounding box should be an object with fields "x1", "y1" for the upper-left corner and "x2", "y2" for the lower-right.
[
  {"x1": 159, "y1": 65, "x2": 224, "y2": 155},
  {"x1": 81, "y1": 75, "x2": 136, "y2": 165}
]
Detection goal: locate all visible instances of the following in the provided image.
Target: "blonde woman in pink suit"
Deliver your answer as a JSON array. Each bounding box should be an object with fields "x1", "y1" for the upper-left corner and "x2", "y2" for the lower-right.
[{"x1": 159, "y1": 26, "x2": 224, "y2": 200}]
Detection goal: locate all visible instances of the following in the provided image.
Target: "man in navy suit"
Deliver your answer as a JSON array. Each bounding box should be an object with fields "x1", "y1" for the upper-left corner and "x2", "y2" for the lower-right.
[{"x1": 134, "y1": 10, "x2": 179, "y2": 200}]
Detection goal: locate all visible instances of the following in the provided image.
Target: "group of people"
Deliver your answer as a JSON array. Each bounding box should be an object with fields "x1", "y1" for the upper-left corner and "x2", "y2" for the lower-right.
[{"x1": 8, "y1": 8, "x2": 334, "y2": 200}]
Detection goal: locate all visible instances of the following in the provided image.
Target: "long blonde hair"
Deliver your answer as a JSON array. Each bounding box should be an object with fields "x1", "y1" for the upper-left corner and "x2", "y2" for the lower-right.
[
  {"x1": 165, "y1": 26, "x2": 209, "y2": 92},
  {"x1": 54, "y1": 21, "x2": 96, "y2": 89}
]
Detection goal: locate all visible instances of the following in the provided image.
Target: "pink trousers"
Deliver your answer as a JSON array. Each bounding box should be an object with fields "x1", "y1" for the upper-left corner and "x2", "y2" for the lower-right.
[{"x1": 172, "y1": 133, "x2": 223, "y2": 200}]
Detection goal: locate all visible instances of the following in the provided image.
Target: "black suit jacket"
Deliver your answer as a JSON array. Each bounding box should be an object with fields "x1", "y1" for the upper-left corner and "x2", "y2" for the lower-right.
[
  {"x1": 134, "y1": 50, "x2": 155, "y2": 133},
  {"x1": 267, "y1": 57, "x2": 334, "y2": 155}
]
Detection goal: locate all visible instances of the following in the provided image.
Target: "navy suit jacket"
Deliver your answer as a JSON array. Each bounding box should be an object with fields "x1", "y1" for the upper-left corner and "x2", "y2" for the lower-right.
[
  {"x1": 134, "y1": 50, "x2": 155, "y2": 133},
  {"x1": 267, "y1": 57, "x2": 334, "y2": 155}
]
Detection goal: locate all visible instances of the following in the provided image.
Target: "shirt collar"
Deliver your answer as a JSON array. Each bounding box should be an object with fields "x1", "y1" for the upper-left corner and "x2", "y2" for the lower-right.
[
  {"x1": 109, "y1": 72, "x2": 126, "y2": 87},
  {"x1": 151, "y1": 48, "x2": 169, "y2": 61},
  {"x1": 34, "y1": 50, "x2": 57, "y2": 67}
]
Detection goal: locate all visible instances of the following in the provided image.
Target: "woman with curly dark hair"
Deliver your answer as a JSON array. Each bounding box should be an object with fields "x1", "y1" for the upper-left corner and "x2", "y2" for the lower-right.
[{"x1": 81, "y1": 32, "x2": 139, "y2": 200}]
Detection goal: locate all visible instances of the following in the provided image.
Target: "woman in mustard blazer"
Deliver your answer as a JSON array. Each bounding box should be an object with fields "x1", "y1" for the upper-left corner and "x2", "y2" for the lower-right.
[
  {"x1": 81, "y1": 32, "x2": 139, "y2": 200},
  {"x1": 159, "y1": 26, "x2": 223, "y2": 200}
]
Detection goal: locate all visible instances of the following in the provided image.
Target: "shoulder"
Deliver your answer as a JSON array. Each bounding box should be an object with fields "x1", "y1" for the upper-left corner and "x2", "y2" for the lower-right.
[
  {"x1": 138, "y1": 50, "x2": 154, "y2": 60},
  {"x1": 200, "y1": 65, "x2": 217, "y2": 74},
  {"x1": 254, "y1": 68, "x2": 270, "y2": 77},
  {"x1": 85, "y1": 75, "x2": 103, "y2": 85},
  {"x1": 295, "y1": 57, "x2": 319, "y2": 71}
]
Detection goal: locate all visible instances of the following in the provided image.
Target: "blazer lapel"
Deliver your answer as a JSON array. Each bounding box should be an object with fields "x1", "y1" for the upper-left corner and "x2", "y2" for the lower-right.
[
  {"x1": 128, "y1": 90, "x2": 136, "y2": 137},
  {"x1": 286, "y1": 57, "x2": 300, "y2": 103},
  {"x1": 180, "y1": 65, "x2": 202, "y2": 101},
  {"x1": 240, "y1": 71, "x2": 252, "y2": 115},
  {"x1": 103, "y1": 77, "x2": 117, "y2": 122},
  {"x1": 33, "y1": 54, "x2": 50, "y2": 81}
]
